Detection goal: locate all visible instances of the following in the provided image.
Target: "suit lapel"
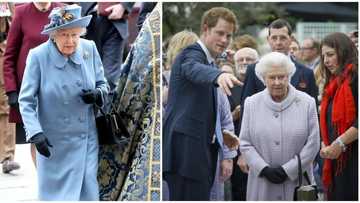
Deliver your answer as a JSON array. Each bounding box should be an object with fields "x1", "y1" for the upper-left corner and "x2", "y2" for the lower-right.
[{"x1": 195, "y1": 42, "x2": 219, "y2": 129}]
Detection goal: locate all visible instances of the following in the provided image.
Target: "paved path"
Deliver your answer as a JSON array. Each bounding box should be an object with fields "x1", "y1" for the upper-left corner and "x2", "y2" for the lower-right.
[{"x1": 0, "y1": 144, "x2": 37, "y2": 201}]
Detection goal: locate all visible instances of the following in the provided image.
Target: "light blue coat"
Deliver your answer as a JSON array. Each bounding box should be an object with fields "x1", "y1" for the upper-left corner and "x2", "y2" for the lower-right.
[{"x1": 19, "y1": 38, "x2": 108, "y2": 200}]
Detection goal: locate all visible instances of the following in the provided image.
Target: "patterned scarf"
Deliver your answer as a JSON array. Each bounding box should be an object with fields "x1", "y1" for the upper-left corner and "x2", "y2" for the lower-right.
[{"x1": 320, "y1": 63, "x2": 356, "y2": 188}]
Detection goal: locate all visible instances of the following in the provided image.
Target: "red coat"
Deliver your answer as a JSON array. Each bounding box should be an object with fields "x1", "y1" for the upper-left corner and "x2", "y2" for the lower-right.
[{"x1": 3, "y1": 2, "x2": 62, "y2": 123}]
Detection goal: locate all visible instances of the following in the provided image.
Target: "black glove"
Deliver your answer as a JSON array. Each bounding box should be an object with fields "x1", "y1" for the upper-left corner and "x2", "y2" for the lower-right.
[
  {"x1": 7, "y1": 91, "x2": 19, "y2": 108},
  {"x1": 81, "y1": 89, "x2": 102, "y2": 105},
  {"x1": 260, "y1": 166, "x2": 288, "y2": 184},
  {"x1": 29, "y1": 133, "x2": 53, "y2": 158}
]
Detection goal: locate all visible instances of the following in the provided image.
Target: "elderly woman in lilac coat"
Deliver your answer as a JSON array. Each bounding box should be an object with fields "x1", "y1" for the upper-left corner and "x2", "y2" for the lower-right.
[
  {"x1": 239, "y1": 52, "x2": 320, "y2": 200},
  {"x1": 19, "y1": 5, "x2": 108, "y2": 200}
]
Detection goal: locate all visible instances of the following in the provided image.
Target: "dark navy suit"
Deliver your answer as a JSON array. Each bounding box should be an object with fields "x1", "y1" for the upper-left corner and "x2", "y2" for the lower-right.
[{"x1": 163, "y1": 42, "x2": 223, "y2": 200}]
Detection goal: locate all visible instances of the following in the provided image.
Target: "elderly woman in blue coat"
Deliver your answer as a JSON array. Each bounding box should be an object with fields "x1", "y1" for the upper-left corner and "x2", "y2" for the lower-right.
[
  {"x1": 239, "y1": 52, "x2": 320, "y2": 200},
  {"x1": 19, "y1": 4, "x2": 108, "y2": 200}
]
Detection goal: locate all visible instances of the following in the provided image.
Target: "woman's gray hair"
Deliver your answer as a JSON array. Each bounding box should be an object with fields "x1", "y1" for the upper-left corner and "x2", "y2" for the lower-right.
[
  {"x1": 49, "y1": 27, "x2": 87, "y2": 40},
  {"x1": 255, "y1": 52, "x2": 296, "y2": 84}
]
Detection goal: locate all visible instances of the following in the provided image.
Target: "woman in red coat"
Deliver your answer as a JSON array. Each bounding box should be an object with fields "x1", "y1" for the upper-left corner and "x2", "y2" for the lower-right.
[{"x1": 3, "y1": 2, "x2": 62, "y2": 165}]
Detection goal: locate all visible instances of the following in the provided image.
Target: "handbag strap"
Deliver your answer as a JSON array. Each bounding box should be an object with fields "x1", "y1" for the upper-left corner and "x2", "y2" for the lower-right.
[
  {"x1": 304, "y1": 171, "x2": 312, "y2": 185},
  {"x1": 94, "y1": 90, "x2": 118, "y2": 116},
  {"x1": 297, "y1": 154, "x2": 312, "y2": 186},
  {"x1": 95, "y1": 103, "x2": 106, "y2": 116},
  {"x1": 296, "y1": 154, "x2": 303, "y2": 186}
]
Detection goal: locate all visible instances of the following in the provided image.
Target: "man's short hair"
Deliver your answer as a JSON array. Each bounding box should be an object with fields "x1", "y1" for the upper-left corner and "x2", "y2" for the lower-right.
[
  {"x1": 234, "y1": 47, "x2": 259, "y2": 63},
  {"x1": 268, "y1": 18, "x2": 292, "y2": 36},
  {"x1": 200, "y1": 7, "x2": 237, "y2": 34}
]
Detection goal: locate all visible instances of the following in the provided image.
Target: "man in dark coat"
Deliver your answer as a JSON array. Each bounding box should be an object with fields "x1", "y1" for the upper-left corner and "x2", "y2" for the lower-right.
[
  {"x1": 163, "y1": 7, "x2": 241, "y2": 200},
  {"x1": 79, "y1": 2, "x2": 134, "y2": 91}
]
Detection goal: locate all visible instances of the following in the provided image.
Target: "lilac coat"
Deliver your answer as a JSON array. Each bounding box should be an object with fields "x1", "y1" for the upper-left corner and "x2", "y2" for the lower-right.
[{"x1": 239, "y1": 85, "x2": 320, "y2": 201}]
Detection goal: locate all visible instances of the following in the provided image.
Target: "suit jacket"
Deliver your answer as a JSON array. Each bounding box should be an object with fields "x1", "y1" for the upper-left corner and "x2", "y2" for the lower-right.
[
  {"x1": 79, "y1": 2, "x2": 134, "y2": 39},
  {"x1": 163, "y1": 42, "x2": 223, "y2": 182}
]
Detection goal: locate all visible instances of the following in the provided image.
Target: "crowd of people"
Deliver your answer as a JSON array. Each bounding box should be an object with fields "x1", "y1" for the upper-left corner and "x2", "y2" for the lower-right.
[
  {"x1": 162, "y1": 6, "x2": 358, "y2": 201},
  {"x1": 0, "y1": 2, "x2": 357, "y2": 201},
  {"x1": 0, "y1": 2, "x2": 159, "y2": 201}
]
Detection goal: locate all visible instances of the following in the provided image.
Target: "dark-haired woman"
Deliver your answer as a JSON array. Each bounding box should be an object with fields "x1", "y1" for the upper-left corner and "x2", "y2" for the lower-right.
[{"x1": 319, "y1": 32, "x2": 358, "y2": 200}]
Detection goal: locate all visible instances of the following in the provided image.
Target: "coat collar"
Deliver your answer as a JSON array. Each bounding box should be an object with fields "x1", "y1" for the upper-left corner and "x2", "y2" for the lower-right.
[
  {"x1": 48, "y1": 39, "x2": 83, "y2": 68},
  {"x1": 196, "y1": 40, "x2": 215, "y2": 65},
  {"x1": 263, "y1": 84, "x2": 300, "y2": 112}
]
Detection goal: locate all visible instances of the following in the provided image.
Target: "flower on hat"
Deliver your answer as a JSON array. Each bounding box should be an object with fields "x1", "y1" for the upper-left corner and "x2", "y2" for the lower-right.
[
  {"x1": 42, "y1": 4, "x2": 92, "y2": 35},
  {"x1": 43, "y1": 7, "x2": 75, "y2": 31}
]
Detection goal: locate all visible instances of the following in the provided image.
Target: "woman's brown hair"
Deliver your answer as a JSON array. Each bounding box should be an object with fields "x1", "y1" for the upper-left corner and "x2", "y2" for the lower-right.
[{"x1": 320, "y1": 32, "x2": 358, "y2": 86}]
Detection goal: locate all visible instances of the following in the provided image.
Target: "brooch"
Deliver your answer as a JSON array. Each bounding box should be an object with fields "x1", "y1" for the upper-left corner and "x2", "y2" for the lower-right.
[{"x1": 83, "y1": 51, "x2": 89, "y2": 59}]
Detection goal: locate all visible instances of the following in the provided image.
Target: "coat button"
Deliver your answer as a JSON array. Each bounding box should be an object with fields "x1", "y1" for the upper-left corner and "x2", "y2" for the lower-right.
[
  {"x1": 275, "y1": 141, "x2": 280, "y2": 145},
  {"x1": 273, "y1": 112, "x2": 279, "y2": 118},
  {"x1": 76, "y1": 80, "x2": 82, "y2": 87}
]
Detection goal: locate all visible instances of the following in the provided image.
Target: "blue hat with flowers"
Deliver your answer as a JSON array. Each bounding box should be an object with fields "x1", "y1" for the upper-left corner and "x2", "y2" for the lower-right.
[{"x1": 41, "y1": 4, "x2": 92, "y2": 35}]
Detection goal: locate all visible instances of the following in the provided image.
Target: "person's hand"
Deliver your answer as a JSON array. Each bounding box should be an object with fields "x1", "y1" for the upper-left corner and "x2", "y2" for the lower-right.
[
  {"x1": 7, "y1": 91, "x2": 19, "y2": 108},
  {"x1": 321, "y1": 142, "x2": 342, "y2": 159},
  {"x1": 231, "y1": 105, "x2": 241, "y2": 121},
  {"x1": 216, "y1": 73, "x2": 242, "y2": 96},
  {"x1": 260, "y1": 166, "x2": 288, "y2": 184},
  {"x1": 220, "y1": 159, "x2": 233, "y2": 181},
  {"x1": 105, "y1": 4, "x2": 125, "y2": 20},
  {"x1": 320, "y1": 142, "x2": 329, "y2": 159},
  {"x1": 222, "y1": 129, "x2": 240, "y2": 150},
  {"x1": 237, "y1": 155, "x2": 249, "y2": 173},
  {"x1": 225, "y1": 49, "x2": 235, "y2": 64},
  {"x1": 81, "y1": 89, "x2": 102, "y2": 105},
  {"x1": 29, "y1": 133, "x2": 53, "y2": 158}
]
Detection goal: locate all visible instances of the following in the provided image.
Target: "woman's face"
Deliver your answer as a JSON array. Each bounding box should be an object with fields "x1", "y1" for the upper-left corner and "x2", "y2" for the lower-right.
[
  {"x1": 53, "y1": 27, "x2": 83, "y2": 56},
  {"x1": 321, "y1": 45, "x2": 339, "y2": 75},
  {"x1": 264, "y1": 65, "x2": 289, "y2": 102}
]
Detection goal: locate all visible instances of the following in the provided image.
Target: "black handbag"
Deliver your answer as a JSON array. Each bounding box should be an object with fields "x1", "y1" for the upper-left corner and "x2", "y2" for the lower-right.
[
  {"x1": 95, "y1": 102, "x2": 130, "y2": 145},
  {"x1": 293, "y1": 154, "x2": 319, "y2": 201}
]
